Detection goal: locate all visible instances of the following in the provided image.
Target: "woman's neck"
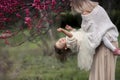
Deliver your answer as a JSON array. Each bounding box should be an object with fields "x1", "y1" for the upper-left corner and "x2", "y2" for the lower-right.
[{"x1": 82, "y1": 11, "x2": 91, "y2": 15}]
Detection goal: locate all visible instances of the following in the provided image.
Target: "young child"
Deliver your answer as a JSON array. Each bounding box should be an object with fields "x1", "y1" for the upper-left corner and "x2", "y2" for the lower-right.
[
  {"x1": 55, "y1": 25, "x2": 120, "y2": 70},
  {"x1": 55, "y1": 25, "x2": 120, "y2": 55}
]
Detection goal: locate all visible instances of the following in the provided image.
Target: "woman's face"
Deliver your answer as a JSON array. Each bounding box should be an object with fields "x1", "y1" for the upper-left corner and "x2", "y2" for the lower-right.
[{"x1": 55, "y1": 38, "x2": 66, "y2": 49}]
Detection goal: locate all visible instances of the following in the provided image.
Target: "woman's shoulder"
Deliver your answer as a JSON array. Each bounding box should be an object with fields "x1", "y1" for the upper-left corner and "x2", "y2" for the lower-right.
[{"x1": 97, "y1": 5, "x2": 106, "y2": 12}]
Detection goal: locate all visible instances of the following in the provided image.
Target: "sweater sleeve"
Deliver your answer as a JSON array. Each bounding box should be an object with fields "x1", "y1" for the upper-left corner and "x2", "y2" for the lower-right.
[
  {"x1": 87, "y1": 20, "x2": 112, "y2": 49},
  {"x1": 83, "y1": 5, "x2": 117, "y2": 49},
  {"x1": 66, "y1": 36, "x2": 80, "y2": 53},
  {"x1": 81, "y1": 19, "x2": 95, "y2": 32}
]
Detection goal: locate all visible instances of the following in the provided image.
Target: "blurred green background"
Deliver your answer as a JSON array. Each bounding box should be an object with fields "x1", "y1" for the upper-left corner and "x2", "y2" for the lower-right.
[
  {"x1": 0, "y1": 0, "x2": 120, "y2": 80},
  {"x1": 0, "y1": 34, "x2": 120, "y2": 80}
]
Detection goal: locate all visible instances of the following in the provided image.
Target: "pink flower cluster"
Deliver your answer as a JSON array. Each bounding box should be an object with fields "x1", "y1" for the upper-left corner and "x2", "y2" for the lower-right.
[
  {"x1": 25, "y1": 17, "x2": 32, "y2": 29},
  {"x1": 0, "y1": 0, "x2": 24, "y2": 29},
  {"x1": 32, "y1": 0, "x2": 57, "y2": 10},
  {"x1": 0, "y1": 30, "x2": 12, "y2": 39},
  {"x1": 0, "y1": 0, "x2": 68, "y2": 30},
  {"x1": 0, "y1": 0, "x2": 69, "y2": 45},
  {"x1": 0, "y1": 0, "x2": 23, "y2": 14}
]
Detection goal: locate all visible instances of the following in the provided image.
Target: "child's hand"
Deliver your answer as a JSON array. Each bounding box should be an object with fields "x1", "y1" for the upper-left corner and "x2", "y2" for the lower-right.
[
  {"x1": 57, "y1": 28, "x2": 63, "y2": 32},
  {"x1": 65, "y1": 25, "x2": 73, "y2": 31}
]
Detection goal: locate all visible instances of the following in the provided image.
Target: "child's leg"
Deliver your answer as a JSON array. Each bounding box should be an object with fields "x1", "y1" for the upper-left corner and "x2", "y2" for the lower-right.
[
  {"x1": 57, "y1": 28, "x2": 73, "y2": 38},
  {"x1": 102, "y1": 36, "x2": 116, "y2": 51}
]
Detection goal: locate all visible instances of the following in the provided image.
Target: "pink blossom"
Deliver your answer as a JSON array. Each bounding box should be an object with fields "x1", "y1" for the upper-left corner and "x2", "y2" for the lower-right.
[
  {"x1": 51, "y1": 0, "x2": 56, "y2": 9},
  {"x1": 16, "y1": 13, "x2": 22, "y2": 18},
  {"x1": 25, "y1": 17, "x2": 31, "y2": 24},
  {"x1": 25, "y1": 8, "x2": 30, "y2": 16},
  {"x1": 0, "y1": 30, "x2": 12, "y2": 39},
  {"x1": 0, "y1": 0, "x2": 69, "y2": 36},
  {"x1": 52, "y1": 0, "x2": 56, "y2": 5},
  {"x1": 25, "y1": 17, "x2": 32, "y2": 29}
]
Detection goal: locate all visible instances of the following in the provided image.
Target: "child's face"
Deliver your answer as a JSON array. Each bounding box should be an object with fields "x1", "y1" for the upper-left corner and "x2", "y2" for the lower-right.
[{"x1": 55, "y1": 38, "x2": 66, "y2": 49}]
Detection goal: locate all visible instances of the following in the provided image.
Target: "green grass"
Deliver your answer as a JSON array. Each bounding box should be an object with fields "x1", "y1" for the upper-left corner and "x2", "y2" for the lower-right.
[
  {"x1": 2, "y1": 42, "x2": 88, "y2": 80},
  {"x1": 0, "y1": 37, "x2": 120, "y2": 80}
]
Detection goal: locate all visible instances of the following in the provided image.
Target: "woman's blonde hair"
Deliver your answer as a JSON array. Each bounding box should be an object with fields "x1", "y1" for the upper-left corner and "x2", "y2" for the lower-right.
[{"x1": 70, "y1": 0, "x2": 98, "y2": 14}]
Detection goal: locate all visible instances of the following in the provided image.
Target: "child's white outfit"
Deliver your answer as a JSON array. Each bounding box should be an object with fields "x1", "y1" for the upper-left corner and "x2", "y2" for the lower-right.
[{"x1": 66, "y1": 5, "x2": 119, "y2": 71}]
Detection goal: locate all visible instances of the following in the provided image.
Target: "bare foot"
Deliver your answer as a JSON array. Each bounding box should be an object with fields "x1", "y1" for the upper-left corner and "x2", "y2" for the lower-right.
[{"x1": 114, "y1": 49, "x2": 120, "y2": 56}]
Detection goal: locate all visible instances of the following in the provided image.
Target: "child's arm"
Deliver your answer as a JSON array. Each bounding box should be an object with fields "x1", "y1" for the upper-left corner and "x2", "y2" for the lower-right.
[
  {"x1": 102, "y1": 36, "x2": 116, "y2": 51},
  {"x1": 57, "y1": 28, "x2": 79, "y2": 53},
  {"x1": 57, "y1": 28, "x2": 73, "y2": 38}
]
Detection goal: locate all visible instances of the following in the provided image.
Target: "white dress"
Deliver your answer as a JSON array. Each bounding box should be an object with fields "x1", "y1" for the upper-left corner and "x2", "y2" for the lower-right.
[{"x1": 66, "y1": 29, "x2": 95, "y2": 71}]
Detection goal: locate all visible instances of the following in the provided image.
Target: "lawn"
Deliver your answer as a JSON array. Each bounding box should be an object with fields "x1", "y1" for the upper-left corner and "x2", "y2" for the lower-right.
[{"x1": 0, "y1": 38, "x2": 120, "y2": 80}]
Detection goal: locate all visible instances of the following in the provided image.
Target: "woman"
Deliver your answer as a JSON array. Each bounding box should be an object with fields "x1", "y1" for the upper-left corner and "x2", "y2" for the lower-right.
[{"x1": 68, "y1": 0, "x2": 119, "y2": 80}]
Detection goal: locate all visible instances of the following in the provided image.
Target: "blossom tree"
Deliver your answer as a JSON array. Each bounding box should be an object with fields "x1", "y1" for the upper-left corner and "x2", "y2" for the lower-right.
[{"x1": 0, "y1": 0, "x2": 70, "y2": 46}]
